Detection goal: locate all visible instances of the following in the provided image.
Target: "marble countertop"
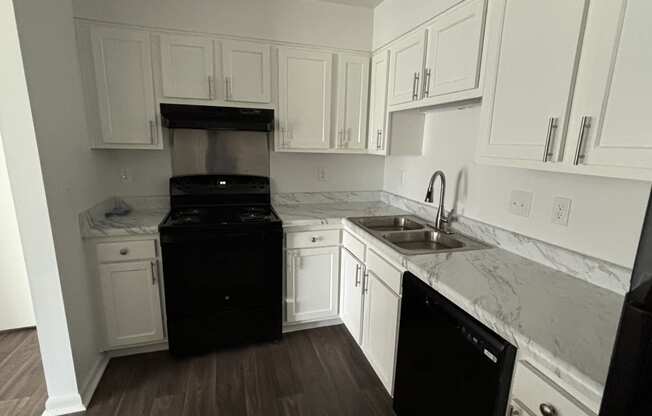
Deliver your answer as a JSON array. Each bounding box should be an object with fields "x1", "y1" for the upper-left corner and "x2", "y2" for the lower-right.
[
  {"x1": 277, "y1": 201, "x2": 622, "y2": 409},
  {"x1": 79, "y1": 197, "x2": 168, "y2": 238}
]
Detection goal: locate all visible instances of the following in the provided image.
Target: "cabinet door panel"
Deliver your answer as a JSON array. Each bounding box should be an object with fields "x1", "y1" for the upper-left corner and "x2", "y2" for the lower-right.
[
  {"x1": 286, "y1": 247, "x2": 339, "y2": 323},
  {"x1": 99, "y1": 261, "x2": 164, "y2": 348},
  {"x1": 160, "y1": 35, "x2": 214, "y2": 100},
  {"x1": 222, "y1": 40, "x2": 271, "y2": 103},
  {"x1": 336, "y1": 54, "x2": 369, "y2": 150},
  {"x1": 425, "y1": 0, "x2": 486, "y2": 97},
  {"x1": 479, "y1": 0, "x2": 587, "y2": 161},
  {"x1": 580, "y1": 0, "x2": 652, "y2": 170},
  {"x1": 362, "y1": 271, "x2": 400, "y2": 394},
  {"x1": 278, "y1": 48, "x2": 333, "y2": 149},
  {"x1": 91, "y1": 26, "x2": 156, "y2": 145},
  {"x1": 388, "y1": 31, "x2": 426, "y2": 106},
  {"x1": 368, "y1": 51, "x2": 390, "y2": 154},
  {"x1": 340, "y1": 249, "x2": 364, "y2": 344}
]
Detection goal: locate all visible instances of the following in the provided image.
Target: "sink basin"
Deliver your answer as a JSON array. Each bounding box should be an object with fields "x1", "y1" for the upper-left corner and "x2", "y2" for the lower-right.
[
  {"x1": 348, "y1": 215, "x2": 488, "y2": 255},
  {"x1": 353, "y1": 216, "x2": 424, "y2": 232},
  {"x1": 382, "y1": 230, "x2": 465, "y2": 252}
]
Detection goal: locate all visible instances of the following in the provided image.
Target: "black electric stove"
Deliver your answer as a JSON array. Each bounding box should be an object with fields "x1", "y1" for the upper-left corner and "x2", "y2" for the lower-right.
[{"x1": 159, "y1": 175, "x2": 282, "y2": 355}]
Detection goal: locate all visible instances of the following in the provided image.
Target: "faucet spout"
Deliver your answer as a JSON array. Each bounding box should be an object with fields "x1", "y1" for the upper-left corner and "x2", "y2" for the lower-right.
[{"x1": 425, "y1": 170, "x2": 450, "y2": 233}]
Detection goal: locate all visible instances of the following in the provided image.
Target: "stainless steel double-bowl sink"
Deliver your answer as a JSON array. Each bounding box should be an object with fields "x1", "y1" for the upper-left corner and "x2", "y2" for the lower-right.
[{"x1": 348, "y1": 215, "x2": 488, "y2": 255}]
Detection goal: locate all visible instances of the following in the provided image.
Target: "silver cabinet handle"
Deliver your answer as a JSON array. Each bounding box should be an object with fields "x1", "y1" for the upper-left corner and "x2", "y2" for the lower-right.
[
  {"x1": 119, "y1": 248, "x2": 129, "y2": 256},
  {"x1": 423, "y1": 68, "x2": 431, "y2": 98},
  {"x1": 539, "y1": 403, "x2": 557, "y2": 416},
  {"x1": 379, "y1": 129, "x2": 384, "y2": 150},
  {"x1": 542, "y1": 117, "x2": 559, "y2": 162},
  {"x1": 150, "y1": 261, "x2": 158, "y2": 285},
  {"x1": 573, "y1": 116, "x2": 592, "y2": 165},
  {"x1": 376, "y1": 130, "x2": 382, "y2": 150},
  {"x1": 208, "y1": 75, "x2": 214, "y2": 100},
  {"x1": 149, "y1": 120, "x2": 156, "y2": 143},
  {"x1": 225, "y1": 77, "x2": 232, "y2": 100},
  {"x1": 354, "y1": 264, "x2": 361, "y2": 287},
  {"x1": 412, "y1": 72, "x2": 420, "y2": 100},
  {"x1": 363, "y1": 271, "x2": 370, "y2": 293}
]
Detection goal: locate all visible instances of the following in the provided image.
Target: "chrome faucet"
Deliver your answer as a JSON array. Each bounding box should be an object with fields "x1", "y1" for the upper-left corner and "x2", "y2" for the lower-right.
[{"x1": 425, "y1": 170, "x2": 451, "y2": 233}]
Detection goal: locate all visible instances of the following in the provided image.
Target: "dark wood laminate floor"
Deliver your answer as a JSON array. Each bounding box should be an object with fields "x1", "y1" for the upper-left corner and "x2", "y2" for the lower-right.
[
  {"x1": 88, "y1": 325, "x2": 395, "y2": 416},
  {"x1": 0, "y1": 328, "x2": 47, "y2": 416}
]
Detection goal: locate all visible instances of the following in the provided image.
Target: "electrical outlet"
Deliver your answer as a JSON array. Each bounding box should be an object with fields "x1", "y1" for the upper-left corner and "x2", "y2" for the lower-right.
[
  {"x1": 551, "y1": 197, "x2": 572, "y2": 226},
  {"x1": 119, "y1": 168, "x2": 133, "y2": 184},
  {"x1": 318, "y1": 167, "x2": 327, "y2": 182},
  {"x1": 509, "y1": 190, "x2": 533, "y2": 217}
]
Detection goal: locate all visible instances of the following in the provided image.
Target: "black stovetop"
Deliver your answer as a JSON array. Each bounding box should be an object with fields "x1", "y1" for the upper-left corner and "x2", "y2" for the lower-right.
[{"x1": 161, "y1": 205, "x2": 279, "y2": 227}]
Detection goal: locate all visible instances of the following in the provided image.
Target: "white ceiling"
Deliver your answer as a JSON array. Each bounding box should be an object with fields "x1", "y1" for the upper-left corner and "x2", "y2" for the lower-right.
[{"x1": 316, "y1": 0, "x2": 384, "y2": 8}]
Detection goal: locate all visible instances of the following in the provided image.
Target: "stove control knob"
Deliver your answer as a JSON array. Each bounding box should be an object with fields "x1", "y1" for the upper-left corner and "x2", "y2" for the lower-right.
[
  {"x1": 539, "y1": 403, "x2": 557, "y2": 416},
  {"x1": 224, "y1": 295, "x2": 230, "y2": 301}
]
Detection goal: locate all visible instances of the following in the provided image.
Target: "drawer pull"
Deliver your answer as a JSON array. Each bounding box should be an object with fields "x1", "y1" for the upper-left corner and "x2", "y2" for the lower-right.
[
  {"x1": 539, "y1": 403, "x2": 557, "y2": 416},
  {"x1": 311, "y1": 236, "x2": 319, "y2": 243},
  {"x1": 119, "y1": 248, "x2": 129, "y2": 255}
]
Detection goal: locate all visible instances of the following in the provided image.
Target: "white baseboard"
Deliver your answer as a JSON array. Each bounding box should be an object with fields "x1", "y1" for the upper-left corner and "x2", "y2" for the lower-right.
[
  {"x1": 79, "y1": 353, "x2": 109, "y2": 408},
  {"x1": 283, "y1": 318, "x2": 342, "y2": 333},
  {"x1": 42, "y1": 394, "x2": 85, "y2": 416}
]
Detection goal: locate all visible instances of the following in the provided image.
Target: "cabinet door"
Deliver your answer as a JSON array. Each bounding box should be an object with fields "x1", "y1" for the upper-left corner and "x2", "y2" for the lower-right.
[
  {"x1": 362, "y1": 271, "x2": 401, "y2": 394},
  {"x1": 340, "y1": 249, "x2": 364, "y2": 344},
  {"x1": 99, "y1": 261, "x2": 164, "y2": 348},
  {"x1": 222, "y1": 40, "x2": 271, "y2": 103},
  {"x1": 160, "y1": 34, "x2": 214, "y2": 100},
  {"x1": 335, "y1": 54, "x2": 369, "y2": 150},
  {"x1": 286, "y1": 247, "x2": 339, "y2": 323},
  {"x1": 424, "y1": 0, "x2": 486, "y2": 98},
  {"x1": 90, "y1": 26, "x2": 157, "y2": 146},
  {"x1": 388, "y1": 31, "x2": 426, "y2": 106},
  {"x1": 278, "y1": 48, "x2": 333, "y2": 150},
  {"x1": 368, "y1": 51, "x2": 390, "y2": 154},
  {"x1": 478, "y1": 0, "x2": 588, "y2": 162},
  {"x1": 565, "y1": 0, "x2": 652, "y2": 174}
]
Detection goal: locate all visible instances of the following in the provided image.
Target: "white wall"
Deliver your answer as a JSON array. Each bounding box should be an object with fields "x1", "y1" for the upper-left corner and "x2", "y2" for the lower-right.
[
  {"x1": 0, "y1": 133, "x2": 35, "y2": 331},
  {"x1": 384, "y1": 105, "x2": 650, "y2": 268},
  {"x1": 0, "y1": 0, "x2": 85, "y2": 412},
  {"x1": 13, "y1": 0, "x2": 114, "y2": 399},
  {"x1": 372, "y1": 0, "x2": 461, "y2": 49},
  {"x1": 73, "y1": 0, "x2": 373, "y2": 51}
]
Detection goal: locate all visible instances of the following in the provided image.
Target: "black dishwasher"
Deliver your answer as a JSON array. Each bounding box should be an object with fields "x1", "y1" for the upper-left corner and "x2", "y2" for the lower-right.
[{"x1": 393, "y1": 272, "x2": 516, "y2": 416}]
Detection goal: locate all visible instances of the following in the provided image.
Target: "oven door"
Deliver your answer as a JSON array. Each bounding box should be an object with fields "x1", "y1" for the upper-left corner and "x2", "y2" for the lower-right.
[{"x1": 160, "y1": 227, "x2": 282, "y2": 354}]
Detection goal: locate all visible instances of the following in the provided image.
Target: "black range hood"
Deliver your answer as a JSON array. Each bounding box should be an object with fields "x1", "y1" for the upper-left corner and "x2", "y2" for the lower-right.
[{"x1": 160, "y1": 104, "x2": 274, "y2": 132}]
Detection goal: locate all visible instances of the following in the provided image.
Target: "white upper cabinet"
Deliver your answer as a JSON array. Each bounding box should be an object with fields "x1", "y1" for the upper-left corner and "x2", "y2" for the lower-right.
[
  {"x1": 564, "y1": 0, "x2": 652, "y2": 179},
  {"x1": 278, "y1": 47, "x2": 333, "y2": 150},
  {"x1": 368, "y1": 50, "x2": 390, "y2": 155},
  {"x1": 159, "y1": 34, "x2": 215, "y2": 100},
  {"x1": 221, "y1": 40, "x2": 271, "y2": 103},
  {"x1": 340, "y1": 248, "x2": 365, "y2": 344},
  {"x1": 90, "y1": 26, "x2": 158, "y2": 147},
  {"x1": 335, "y1": 54, "x2": 370, "y2": 151},
  {"x1": 424, "y1": 0, "x2": 486, "y2": 98},
  {"x1": 478, "y1": 0, "x2": 588, "y2": 163},
  {"x1": 99, "y1": 260, "x2": 164, "y2": 348},
  {"x1": 388, "y1": 31, "x2": 426, "y2": 106}
]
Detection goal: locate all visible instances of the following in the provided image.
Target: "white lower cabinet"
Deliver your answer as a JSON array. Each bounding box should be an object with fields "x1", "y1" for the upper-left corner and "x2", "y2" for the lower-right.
[
  {"x1": 361, "y1": 268, "x2": 401, "y2": 394},
  {"x1": 285, "y1": 246, "x2": 340, "y2": 323},
  {"x1": 340, "y1": 248, "x2": 365, "y2": 343},
  {"x1": 99, "y1": 260, "x2": 164, "y2": 348}
]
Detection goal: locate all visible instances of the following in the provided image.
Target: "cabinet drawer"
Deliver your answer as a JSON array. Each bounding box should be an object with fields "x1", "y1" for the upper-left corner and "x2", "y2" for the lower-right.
[
  {"x1": 286, "y1": 229, "x2": 340, "y2": 249},
  {"x1": 512, "y1": 361, "x2": 594, "y2": 416},
  {"x1": 366, "y1": 249, "x2": 402, "y2": 294},
  {"x1": 342, "y1": 230, "x2": 365, "y2": 261},
  {"x1": 96, "y1": 240, "x2": 157, "y2": 263}
]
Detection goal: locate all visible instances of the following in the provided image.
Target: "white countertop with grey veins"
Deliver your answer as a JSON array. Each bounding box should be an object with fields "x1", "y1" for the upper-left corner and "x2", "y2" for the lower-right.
[
  {"x1": 277, "y1": 200, "x2": 623, "y2": 410},
  {"x1": 80, "y1": 196, "x2": 168, "y2": 238}
]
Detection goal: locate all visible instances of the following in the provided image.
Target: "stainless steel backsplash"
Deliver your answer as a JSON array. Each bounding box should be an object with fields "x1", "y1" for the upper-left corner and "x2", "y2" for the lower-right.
[{"x1": 170, "y1": 129, "x2": 270, "y2": 177}]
